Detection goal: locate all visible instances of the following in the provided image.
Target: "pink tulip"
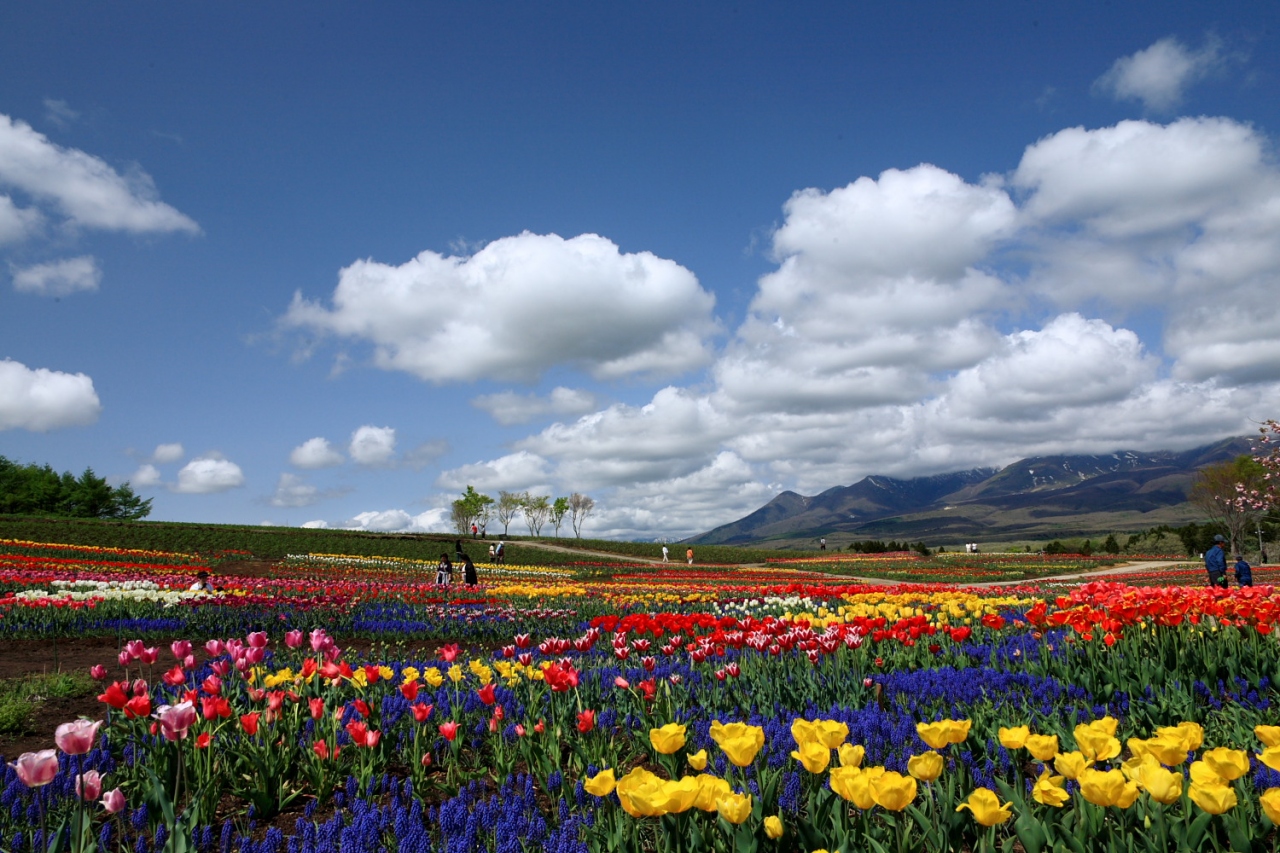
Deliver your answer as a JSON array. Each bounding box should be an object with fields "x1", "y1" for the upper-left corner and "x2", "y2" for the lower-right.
[
  {"x1": 101, "y1": 788, "x2": 126, "y2": 814},
  {"x1": 76, "y1": 770, "x2": 103, "y2": 801},
  {"x1": 138, "y1": 647, "x2": 159, "y2": 665},
  {"x1": 170, "y1": 640, "x2": 193, "y2": 660},
  {"x1": 132, "y1": 679, "x2": 149, "y2": 697},
  {"x1": 224, "y1": 640, "x2": 245, "y2": 659},
  {"x1": 323, "y1": 645, "x2": 342, "y2": 662},
  {"x1": 284, "y1": 630, "x2": 304, "y2": 649},
  {"x1": 124, "y1": 640, "x2": 145, "y2": 660},
  {"x1": 154, "y1": 702, "x2": 197, "y2": 741},
  {"x1": 309, "y1": 628, "x2": 331, "y2": 652},
  {"x1": 245, "y1": 647, "x2": 265, "y2": 665},
  {"x1": 246, "y1": 631, "x2": 269, "y2": 649},
  {"x1": 183, "y1": 655, "x2": 196, "y2": 670},
  {"x1": 55, "y1": 719, "x2": 102, "y2": 755},
  {"x1": 9, "y1": 750, "x2": 59, "y2": 787},
  {"x1": 117, "y1": 650, "x2": 131, "y2": 668},
  {"x1": 204, "y1": 639, "x2": 224, "y2": 657},
  {"x1": 210, "y1": 660, "x2": 231, "y2": 677},
  {"x1": 89, "y1": 665, "x2": 108, "y2": 681}
]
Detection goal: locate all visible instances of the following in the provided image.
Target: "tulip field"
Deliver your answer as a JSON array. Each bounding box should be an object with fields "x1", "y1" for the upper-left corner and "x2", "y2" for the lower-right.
[{"x1": 3, "y1": 536, "x2": 1280, "y2": 853}]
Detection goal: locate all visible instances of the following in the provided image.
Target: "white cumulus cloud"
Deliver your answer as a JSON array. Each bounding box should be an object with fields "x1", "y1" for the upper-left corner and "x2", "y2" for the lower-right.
[
  {"x1": 152, "y1": 443, "x2": 184, "y2": 464},
  {"x1": 282, "y1": 231, "x2": 717, "y2": 383},
  {"x1": 472, "y1": 386, "x2": 599, "y2": 426},
  {"x1": 11, "y1": 255, "x2": 100, "y2": 297},
  {"x1": 174, "y1": 456, "x2": 245, "y2": 494},
  {"x1": 337, "y1": 508, "x2": 451, "y2": 533},
  {"x1": 269, "y1": 473, "x2": 347, "y2": 508},
  {"x1": 290, "y1": 437, "x2": 345, "y2": 469},
  {"x1": 0, "y1": 113, "x2": 198, "y2": 235},
  {"x1": 0, "y1": 358, "x2": 101, "y2": 431},
  {"x1": 436, "y1": 450, "x2": 552, "y2": 494},
  {"x1": 1094, "y1": 36, "x2": 1223, "y2": 113},
  {"x1": 130, "y1": 464, "x2": 161, "y2": 487},
  {"x1": 0, "y1": 194, "x2": 42, "y2": 244},
  {"x1": 348, "y1": 425, "x2": 396, "y2": 466}
]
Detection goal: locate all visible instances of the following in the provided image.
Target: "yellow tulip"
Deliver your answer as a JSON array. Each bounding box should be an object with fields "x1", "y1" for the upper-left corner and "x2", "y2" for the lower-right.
[
  {"x1": 1189, "y1": 782, "x2": 1237, "y2": 815},
  {"x1": 1026, "y1": 734, "x2": 1059, "y2": 762},
  {"x1": 709, "y1": 721, "x2": 766, "y2": 767},
  {"x1": 657, "y1": 777, "x2": 700, "y2": 814},
  {"x1": 400, "y1": 666, "x2": 420, "y2": 684},
  {"x1": 424, "y1": 667, "x2": 444, "y2": 688},
  {"x1": 846, "y1": 767, "x2": 884, "y2": 810},
  {"x1": 1074, "y1": 725, "x2": 1121, "y2": 762},
  {"x1": 1162, "y1": 721, "x2": 1203, "y2": 751},
  {"x1": 916, "y1": 719, "x2": 971, "y2": 749},
  {"x1": 716, "y1": 791, "x2": 753, "y2": 824},
  {"x1": 1189, "y1": 760, "x2": 1226, "y2": 786},
  {"x1": 615, "y1": 767, "x2": 668, "y2": 818},
  {"x1": 1054, "y1": 751, "x2": 1089, "y2": 780},
  {"x1": 1260, "y1": 787, "x2": 1280, "y2": 823},
  {"x1": 907, "y1": 751, "x2": 943, "y2": 782},
  {"x1": 998, "y1": 726, "x2": 1029, "y2": 750},
  {"x1": 687, "y1": 749, "x2": 708, "y2": 771},
  {"x1": 692, "y1": 774, "x2": 731, "y2": 812},
  {"x1": 791, "y1": 719, "x2": 818, "y2": 747},
  {"x1": 870, "y1": 771, "x2": 917, "y2": 811},
  {"x1": 1201, "y1": 747, "x2": 1250, "y2": 781},
  {"x1": 1031, "y1": 769, "x2": 1069, "y2": 807},
  {"x1": 649, "y1": 723, "x2": 688, "y2": 755},
  {"x1": 791, "y1": 740, "x2": 831, "y2": 774},
  {"x1": 813, "y1": 719, "x2": 850, "y2": 749},
  {"x1": 1078, "y1": 768, "x2": 1140, "y2": 808},
  {"x1": 828, "y1": 765, "x2": 861, "y2": 803},
  {"x1": 1136, "y1": 765, "x2": 1183, "y2": 805},
  {"x1": 1259, "y1": 746, "x2": 1280, "y2": 773},
  {"x1": 1141, "y1": 733, "x2": 1189, "y2": 767},
  {"x1": 447, "y1": 664, "x2": 464, "y2": 683},
  {"x1": 583, "y1": 768, "x2": 616, "y2": 797},
  {"x1": 956, "y1": 787, "x2": 1013, "y2": 826},
  {"x1": 1086, "y1": 716, "x2": 1119, "y2": 737},
  {"x1": 764, "y1": 814, "x2": 784, "y2": 839},
  {"x1": 838, "y1": 743, "x2": 865, "y2": 768},
  {"x1": 1256, "y1": 725, "x2": 1280, "y2": 749}
]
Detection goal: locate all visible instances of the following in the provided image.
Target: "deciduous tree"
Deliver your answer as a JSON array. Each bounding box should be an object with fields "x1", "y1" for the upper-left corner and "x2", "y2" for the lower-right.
[{"x1": 568, "y1": 492, "x2": 595, "y2": 539}]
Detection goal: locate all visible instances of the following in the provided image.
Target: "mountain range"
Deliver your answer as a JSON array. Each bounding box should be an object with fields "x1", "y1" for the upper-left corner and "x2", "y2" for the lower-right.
[{"x1": 689, "y1": 436, "x2": 1255, "y2": 546}]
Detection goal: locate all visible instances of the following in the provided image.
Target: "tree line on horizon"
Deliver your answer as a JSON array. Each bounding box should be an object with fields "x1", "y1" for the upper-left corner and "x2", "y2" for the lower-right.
[
  {"x1": 450, "y1": 486, "x2": 595, "y2": 539},
  {"x1": 0, "y1": 455, "x2": 152, "y2": 520}
]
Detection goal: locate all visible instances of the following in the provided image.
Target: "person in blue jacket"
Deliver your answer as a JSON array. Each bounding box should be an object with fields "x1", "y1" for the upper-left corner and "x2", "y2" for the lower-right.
[
  {"x1": 1234, "y1": 554, "x2": 1253, "y2": 587},
  {"x1": 1204, "y1": 534, "x2": 1228, "y2": 588}
]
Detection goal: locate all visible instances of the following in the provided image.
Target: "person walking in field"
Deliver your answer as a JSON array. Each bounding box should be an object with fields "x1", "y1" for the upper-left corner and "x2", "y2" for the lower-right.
[
  {"x1": 686, "y1": 547, "x2": 694, "y2": 565},
  {"x1": 1205, "y1": 535, "x2": 1228, "y2": 588},
  {"x1": 1234, "y1": 554, "x2": 1253, "y2": 588},
  {"x1": 662, "y1": 545, "x2": 669, "y2": 563},
  {"x1": 462, "y1": 554, "x2": 478, "y2": 587},
  {"x1": 435, "y1": 553, "x2": 453, "y2": 585}
]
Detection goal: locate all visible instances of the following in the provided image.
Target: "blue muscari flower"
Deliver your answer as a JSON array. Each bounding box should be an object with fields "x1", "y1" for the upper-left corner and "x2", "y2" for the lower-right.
[
  {"x1": 131, "y1": 804, "x2": 149, "y2": 831},
  {"x1": 546, "y1": 770, "x2": 562, "y2": 792},
  {"x1": 220, "y1": 819, "x2": 235, "y2": 853},
  {"x1": 135, "y1": 832, "x2": 148, "y2": 853},
  {"x1": 154, "y1": 823, "x2": 169, "y2": 851},
  {"x1": 9, "y1": 831, "x2": 21, "y2": 853}
]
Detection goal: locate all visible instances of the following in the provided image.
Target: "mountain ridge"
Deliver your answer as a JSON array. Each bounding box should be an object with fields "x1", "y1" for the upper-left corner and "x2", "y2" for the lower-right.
[{"x1": 689, "y1": 436, "x2": 1255, "y2": 546}]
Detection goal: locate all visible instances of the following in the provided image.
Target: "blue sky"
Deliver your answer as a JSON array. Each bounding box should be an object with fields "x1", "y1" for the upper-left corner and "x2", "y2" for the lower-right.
[{"x1": 2, "y1": 3, "x2": 1279, "y2": 539}]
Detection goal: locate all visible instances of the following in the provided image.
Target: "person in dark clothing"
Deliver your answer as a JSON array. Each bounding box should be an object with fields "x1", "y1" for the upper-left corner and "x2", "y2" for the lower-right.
[
  {"x1": 494, "y1": 540, "x2": 505, "y2": 565},
  {"x1": 435, "y1": 553, "x2": 453, "y2": 585},
  {"x1": 1205, "y1": 535, "x2": 1228, "y2": 588},
  {"x1": 462, "y1": 554, "x2": 478, "y2": 586},
  {"x1": 1234, "y1": 555, "x2": 1253, "y2": 588}
]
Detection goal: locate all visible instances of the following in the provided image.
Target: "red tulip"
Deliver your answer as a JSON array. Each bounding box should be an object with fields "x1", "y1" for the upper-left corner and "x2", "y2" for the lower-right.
[
  {"x1": 440, "y1": 644, "x2": 461, "y2": 663},
  {"x1": 162, "y1": 665, "x2": 186, "y2": 687},
  {"x1": 365, "y1": 730, "x2": 381, "y2": 748},
  {"x1": 576, "y1": 709, "x2": 595, "y2": 733},
  {"x1": 346, "y1": 720, "x2": 369, "y2": 747},
  {"x1": 439, "y1": 721, "x2": 460, "y2": 741},
  {"x1": 400, "y1": 681, "x2": 420, "y2": 702},
  {"x1": 313, "y1": 740, "x2": 330, "y2": 760},
  {"x1": 98, "y1": 681, "x2": 129, "y2": 710},
  {"x1": 412, "y1": 703, "x2": 433, "y2": 723},
  {"x1": 195, "y1": 732, "x2": 212, "y2": 749},
  {"x1": 477, "y1": 683, "x2": 496, "y2": 705},
  {"x1": 124, "y1": 695, "x2": 151, "y2": 719},
  {"x1": 309, "y1": 698, "x2": 325, "y2": 720},
  {"x1": 352, "y1": 699, "x2": 370, "y2": 719},
  {"x1": 240, "y1": 712, "x2": 261, "y2": 736}
]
